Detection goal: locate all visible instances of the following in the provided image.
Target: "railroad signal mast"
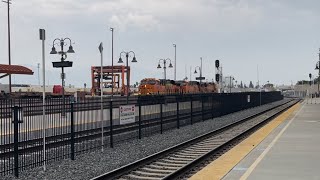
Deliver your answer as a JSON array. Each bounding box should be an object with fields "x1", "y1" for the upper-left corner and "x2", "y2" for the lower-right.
[
  {"x1": 215, "y1": 60, "x2": 222, "y2": 93},
  {"x1": 316, "y1": 49, "x2": 320, "y2": 95}
]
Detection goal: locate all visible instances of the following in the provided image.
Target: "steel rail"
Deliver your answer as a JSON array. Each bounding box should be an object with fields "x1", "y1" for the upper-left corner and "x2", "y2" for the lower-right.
[
  {"x1": 164, "y1": 99, "x2": 299, "y2": 179},
  {"x1": 0, "y1": 107, "x2": 206, "y2": 158},
  {"x1": 91, "y1": 99, "x2": 297, "y2": 180}
]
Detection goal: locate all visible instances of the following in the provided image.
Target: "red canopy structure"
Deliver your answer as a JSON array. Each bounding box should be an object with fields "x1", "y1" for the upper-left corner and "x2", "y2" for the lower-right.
[
  {"x1": 91, "y1": 65, "x2": 130, "y2": 95},
  {"x1": 0, "y1": 64, "x2": 34, "y2": 79}
]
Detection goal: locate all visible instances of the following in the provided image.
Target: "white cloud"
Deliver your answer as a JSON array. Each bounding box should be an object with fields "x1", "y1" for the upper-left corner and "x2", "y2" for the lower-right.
[
  {"x1": 10, "y1": 0, "x2": 264, "y2": 32},
  {"x1": 1, "y1": 0, "x2": 320, "y2": 86},
  {"x1": 109, "y1": 13, "x2": 160, "y2": 32}
]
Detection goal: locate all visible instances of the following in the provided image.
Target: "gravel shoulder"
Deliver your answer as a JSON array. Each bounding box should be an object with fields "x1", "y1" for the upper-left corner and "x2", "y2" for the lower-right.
[{"x1": 3, "y1": 99, "x2": 290, "y2": 180}]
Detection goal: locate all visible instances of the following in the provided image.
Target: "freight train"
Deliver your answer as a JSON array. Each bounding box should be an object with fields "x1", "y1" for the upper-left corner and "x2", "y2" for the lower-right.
[
  {"x1": 138, "y1": 78, "x2": 218, "y2": 95},
  {"x1": 0, "y1": 84, "x2": 83, "y2": 98}
]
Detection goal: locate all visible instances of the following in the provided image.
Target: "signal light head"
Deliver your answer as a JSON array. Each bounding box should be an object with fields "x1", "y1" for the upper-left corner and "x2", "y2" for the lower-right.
[
  {"x1": 215, "y1": 74, "x2": 219, "y2": 82},
  {"x1": 215, "y1": 60, "x2": 220, "y2": 68}
]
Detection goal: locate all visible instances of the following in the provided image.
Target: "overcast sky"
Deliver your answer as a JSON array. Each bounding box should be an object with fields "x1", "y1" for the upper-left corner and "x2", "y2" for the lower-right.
[{"x1": 0, "y1": 0, "x2": 319, "y2": 87}]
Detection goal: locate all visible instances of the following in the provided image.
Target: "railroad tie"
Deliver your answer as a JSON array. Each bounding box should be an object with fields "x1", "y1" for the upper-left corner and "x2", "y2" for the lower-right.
[
  {"x1": 146, "y1": 164, "x2": 179, "y2": 170},
  {"x1": 160, "y1": 158, "x2": 190, "y2": 164},
  {"x1": 153, "y1": 161, "x2": 184, "y2": 167},
  {"x1": 140, "y1": 167, "x2": 174, "y2": 174},
  {"x1": 124, "y1": 174, "x2": 161, "y2": 180},
  {"x1": 131, "y1": 170, "x2": 165, "y2": 178}
]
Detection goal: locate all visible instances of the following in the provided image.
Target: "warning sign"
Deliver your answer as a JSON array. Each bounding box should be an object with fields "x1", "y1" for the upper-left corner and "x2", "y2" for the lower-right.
[{"x1": 119, "y1": 105, "x2": 136, "y2": 125}]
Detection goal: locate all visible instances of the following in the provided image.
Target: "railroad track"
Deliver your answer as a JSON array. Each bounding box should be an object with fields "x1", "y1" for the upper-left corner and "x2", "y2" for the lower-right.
[
  {"x1": 0, "y1": 107, "x2": 204, "y2": 158},
  {"x1": 0, "y1": 94, "x2": 186, "y2": 118},
  {"x1": 0, "y1": 96, "x2": 139, "y2": 118},
  {"x1": 91, "y1": 99, "x2": 298, "y2": 180}
]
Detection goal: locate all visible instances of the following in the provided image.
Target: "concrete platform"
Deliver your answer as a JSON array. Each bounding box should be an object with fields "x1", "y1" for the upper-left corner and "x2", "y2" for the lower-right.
[
  {"x1": 190, "y1": 99, "x2": 320, "y2": 180},
  {"x1": 225, "y1": 99, "x2": 320, "y2": 180}
]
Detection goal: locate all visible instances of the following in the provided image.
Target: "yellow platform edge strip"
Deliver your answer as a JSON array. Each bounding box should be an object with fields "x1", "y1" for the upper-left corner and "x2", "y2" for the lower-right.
[{"x1": 189, "y1": 103, "x2": 301, "y2": 180}]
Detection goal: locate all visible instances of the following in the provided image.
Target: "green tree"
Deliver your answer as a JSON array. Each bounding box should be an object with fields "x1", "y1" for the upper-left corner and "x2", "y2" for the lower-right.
[
  {"x1": 240, "y1": 81, "x2": 243, "y2": 88},
  {"x1": 249, "y1": 81, "x2": 254, "y2": 88}
]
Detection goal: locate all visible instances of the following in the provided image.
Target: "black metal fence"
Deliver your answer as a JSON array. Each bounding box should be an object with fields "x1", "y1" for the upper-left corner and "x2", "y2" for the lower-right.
[{"x1": 0, "y1": 92, "x2": 283, "y2": 177}]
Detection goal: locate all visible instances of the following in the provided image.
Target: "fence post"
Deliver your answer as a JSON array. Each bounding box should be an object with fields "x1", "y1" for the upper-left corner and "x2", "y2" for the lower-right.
[
  {"x1": 219, "y1": 94, "x2": 223, "y2": 116},
  {"x1": 177, "y1": 95, "x2": 180, "y2": 129},
  {"x1": 109, "y1": 100, "x2": 113, "y2": 148},
  {"x1": 12, "y1": 106, "x2": 20, "y2": 178},
  {"x1": 70, "y1": 103, "x2": 75, "y2": 160},
  {"x1": 138, "y1": 101, "x2": 142, "y2": 139},
  {"x1": 190, "y1": 96, "x2": 193, "y2": 125},
  {"x1": 202, "y1": 95, "x2": 204, "y2": 121},
  {"x1": 211, "y1": 94, "x2": 214, "y2": 119},
  {"x1": 160, "y1": 99, "x2": 163, "y2": 134}
]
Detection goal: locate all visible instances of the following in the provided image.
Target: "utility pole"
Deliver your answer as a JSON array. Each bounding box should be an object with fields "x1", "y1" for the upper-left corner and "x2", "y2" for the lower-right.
[
  {"x1": 3, "y1": 0, "x2": 12, "y2": 93},
  {"x1": 185, "y1": 64, "x2": 187, "y2": 80},
  {"x1": 190, "y1": 66, "x2": 192, "y2": 81},
  {"x1": 229, "y1": 76, "x2": 231, "y2": 93},
  {"x1": 257, "y1": 65, "x2": 260, "y2": 89},
  {"x1": 37, "y1": 63, "x2": 40, "y2": 85},
  {"x1": 200, "y1": 57, "x2": 203, "y2": 84},
  {"x1": 317, "y1": 48, "x2": 320, "y2": 95},
  {"x1": 173, "y1": 44, "x2": 176, "y2": 80}
]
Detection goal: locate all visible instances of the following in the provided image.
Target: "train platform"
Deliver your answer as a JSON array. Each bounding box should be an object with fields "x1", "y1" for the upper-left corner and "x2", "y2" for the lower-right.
[{"x1": 190, "y1": 98, "x2": 320, "y2": 180}]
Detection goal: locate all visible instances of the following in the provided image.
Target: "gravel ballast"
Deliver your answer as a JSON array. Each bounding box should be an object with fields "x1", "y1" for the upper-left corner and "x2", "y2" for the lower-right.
[{"x1": 2, "y1": 99, "x2": 291, "y2": 180}]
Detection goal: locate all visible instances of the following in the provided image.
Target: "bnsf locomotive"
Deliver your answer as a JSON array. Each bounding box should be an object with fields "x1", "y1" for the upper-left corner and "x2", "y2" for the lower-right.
[{"x1": 138, "y1": 78, "x2": 218, "y2": 95}]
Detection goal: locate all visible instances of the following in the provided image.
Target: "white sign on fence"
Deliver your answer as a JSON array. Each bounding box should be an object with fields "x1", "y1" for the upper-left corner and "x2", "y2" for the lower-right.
[
  {"x1": 119, "y1": 105, "x2": 136, "y2": 125},
  {"x1": 247, "y1": 95, "x2": 251, "y2": 103}
]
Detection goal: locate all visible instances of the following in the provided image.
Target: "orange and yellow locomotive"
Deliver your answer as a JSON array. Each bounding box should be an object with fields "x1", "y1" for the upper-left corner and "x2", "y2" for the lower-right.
[{"x1": 138, "y1": 78, "x2": 218, "y2": 95}]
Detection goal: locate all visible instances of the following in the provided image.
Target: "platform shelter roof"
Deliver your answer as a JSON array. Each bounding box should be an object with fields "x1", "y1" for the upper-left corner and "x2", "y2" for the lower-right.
[{"x1": 0, "y1": 64, "x2": 34, "y2": 79}]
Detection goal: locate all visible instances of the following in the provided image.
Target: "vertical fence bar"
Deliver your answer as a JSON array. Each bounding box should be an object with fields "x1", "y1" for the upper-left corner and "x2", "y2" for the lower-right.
[
  {"x1": 70, "y1": 103, "x2": 75, "y2": 160},
  {"x1": 12, "y1": 106, "x2": 19, "y2": 178},
  {"x1": 138, "y1": 101, "x2": 142, "y2": 139},
  {"x1": 160, "y1": 100, "x2": 163, "y2": 134},
  {"x1": 109, "y1": 100, "x2": 113, "y2": 148},
  {"x1": 177, "y1": 96, "x2": 180, "y2": 129},
  {"x1": 101, "y1": 99, "x2": 104, "y2": 152},
  {"x1": 190, "y1": 96, "x2": 193, "y2": 125},
  {"x1": 211, "y1": 95, "x2": 214, "y2": 119},
  {"x1": 201, "y1": 95, "x2": 204, "y2": 121}
]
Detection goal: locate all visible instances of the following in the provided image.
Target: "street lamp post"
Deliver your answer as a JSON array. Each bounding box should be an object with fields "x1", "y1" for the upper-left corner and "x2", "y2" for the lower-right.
[
  {"x1": 110, "y1": 27, "x2": 114, "y2": 98},
  {"x1": 316, "y1": 49, "x2": 320, "y2": 95},
  {"x1": 157, "y1": 58, "x2": 173, "y2": 80},
  {"x1": 173, "y1": 44, "x2": 176, "y2": 81},
  {"x1": 309, "y1": 73, "x2": 312, "y2": 102},
  {"x1": 37, "y1": 63, "x2": 40, "y2": 85},
  {"x1": 118, "y1": 51, "x2": 137, "y2": 104},
  {"x1": 194, "y1": 57, "x2": 203, "y2": 84},
  {"x1": 228, "y1": 76, "x2": 235, "y2": 93},
  {"x1": 190, "y1": 66, "x2": 192, "y2": 81},
  {"x1": 50, "y1": 38, "x2": 75, "y2": 116}
]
